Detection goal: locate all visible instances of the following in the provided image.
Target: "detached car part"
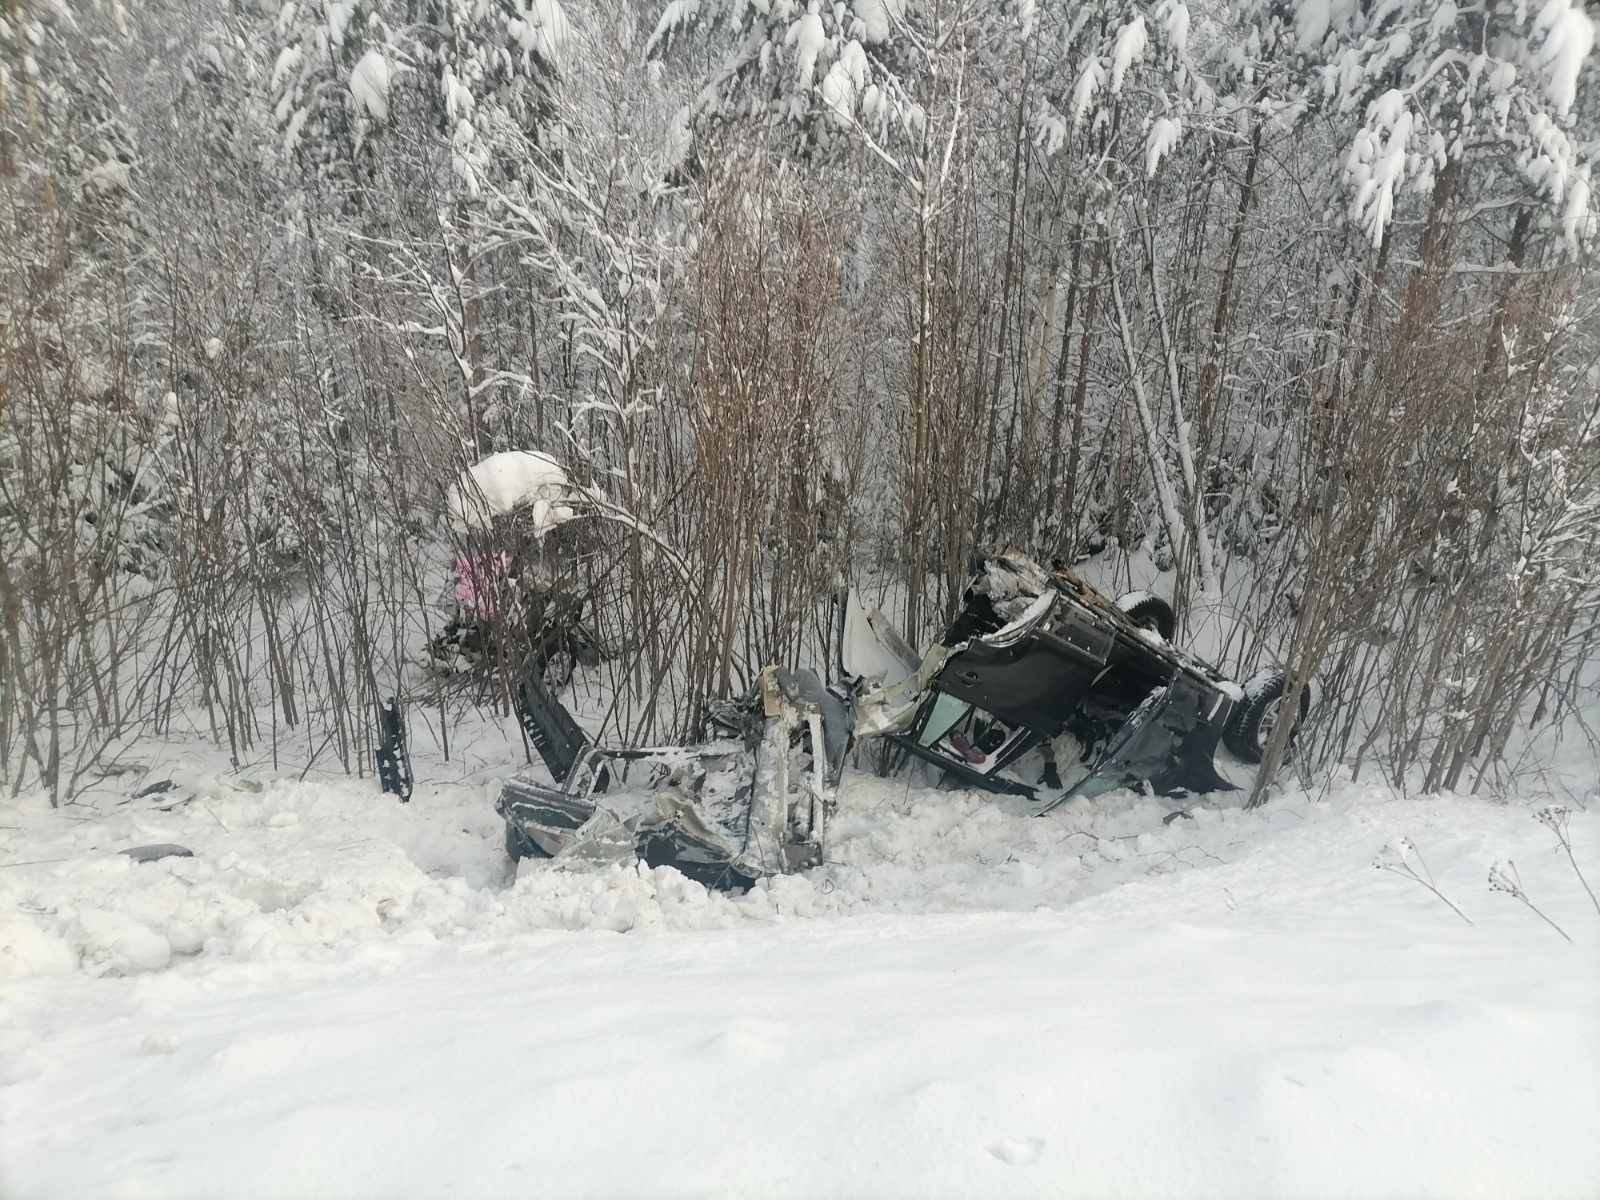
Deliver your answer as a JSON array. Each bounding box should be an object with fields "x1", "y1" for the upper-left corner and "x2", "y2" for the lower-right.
[
  {"x1": 499, "y1": 665, "x2": 849, "y2": 891},
  {"x1": 374, "y1": 697, "x2": 413, "y2": 802}
]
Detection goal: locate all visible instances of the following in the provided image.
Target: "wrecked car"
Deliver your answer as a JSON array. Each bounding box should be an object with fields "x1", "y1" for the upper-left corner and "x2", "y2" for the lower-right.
[
  {"x1": 495, "y1": 549, "x2": 1308, "y2": 886},
  {"x1": 847, "y1": 550, "x2": 1307, "y2": 811}
]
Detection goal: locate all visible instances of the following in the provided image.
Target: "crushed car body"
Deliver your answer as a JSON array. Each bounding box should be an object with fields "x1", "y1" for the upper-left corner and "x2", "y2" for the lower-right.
[
  {"x1": 497, "y1": 549, "x2": 1306, "y2": 887},
  {"x1": 498, "y1": 665, "x2": 849, "y2": 891},
  {"x1": 852, "y1": 550, "x2": 1247, "y2": 808}
]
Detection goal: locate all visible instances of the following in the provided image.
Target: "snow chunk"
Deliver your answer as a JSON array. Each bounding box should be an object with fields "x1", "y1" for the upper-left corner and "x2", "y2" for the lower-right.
[
  {"x1": 0, "y1": 912, "x2": 78, "y2": 979},
  {"x1": 349, "y1": 49, "x2": 390, "y2": 122},
  {"x1": 1345, "y1": 90, "x2": 1413, "y2": 247},
  {"x1": 1145, "y1": 116, "x2": 1181, "y2": 177},
  {"x1": 325, "y1": 0, "x2": 353, "y2": 48},
  {"x1": 977, "y1": 552, "x2": 1054, "y2": 607},
  {"x1": 451, "y1": 117, "x2": 483, "y2": 195},
  {"x1": 662, "y1": 105, "x2": 693, "y2": 171},
  {"x1": 270, "y1": 44, "x2": 302, "y2": 93},
  {"x1": 1296, "y1": 0, "x2": 1357, "y2": 52},
  {"x1": 1533, "y1": 0, "x2": 1595, "y2": 118},
  {"x1": 75, "y1": 908, "x2": 172, "y2": 976},
  {"x1": 510, "y1": 0, "x2": 571, "y2": 66},
  {"x1": 787, "y1": 6, "x2": 827, "y2": 93},
  {"x1": 1015, "y1": 0, "x2": 1036, "y2": 38},
  {"x1": 441, "y1": 64, "x2": 474, "y2": 122},
  {"x1": 282, "y1": 106, "x2": 308, "y2": 157},
  {"x1": 445, "y1": 450, "x2": 578, "y2": 534},
  {"x1": 820, "y1": 38, "x2": 868, "y2": 122},
  {"x1": 1110, "y1": 15, "x2": 1147, "y2": 94},
  {"x1": 1296, "y1": 0, "x2": 1331, "y2": 49},
  {"x1": 1427, "y1": 1, "x2": 1458, "y2": 39},
  {"x1": 1523, "y1": 111, "x2": 1580, "y2": 209},
  {"x1": 1564, "y1": 165, "x2": 1595, "y2": 255},
  {"x1": 1158, "y1": 1, "x2": 1189, "y2": 57},
  {"x1": 646, "y1": 0, "x2": 699, "y2": 55},
  {"x1": 82, "y1": 157, "x2": 129, "y2": 195},
  {"x1": 854, "y1": 0, "x2": 903, "y2": 44},
  {"x1": 1071, "y1": 57, "x2": 1104, "y2": 127}
]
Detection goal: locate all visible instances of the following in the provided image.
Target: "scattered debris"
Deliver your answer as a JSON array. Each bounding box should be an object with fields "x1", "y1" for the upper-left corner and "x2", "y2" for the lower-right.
[
  {"x1": 500, "y1": 550, "x2": 1307, "y2": 887},
  {"x1": 120, "y1": 844, "x2": 195, "y2": 864},
  {"x1": 375, "y1": 698, "x2": 414, "y2": 802}
]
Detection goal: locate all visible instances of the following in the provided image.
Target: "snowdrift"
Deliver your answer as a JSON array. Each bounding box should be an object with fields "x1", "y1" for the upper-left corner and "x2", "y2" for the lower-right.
[{"x1": 2, "y1": 765, "x2": 1597, "y2": 1199}]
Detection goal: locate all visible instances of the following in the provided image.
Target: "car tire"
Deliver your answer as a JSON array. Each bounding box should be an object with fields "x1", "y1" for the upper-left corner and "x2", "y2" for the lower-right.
[
  {"x1": 1115, "y1": 592, "x2": 1177, "y2": 641},
  {"x1": 1226, "y1": 669, "x2": 1311, "y2": 763}
]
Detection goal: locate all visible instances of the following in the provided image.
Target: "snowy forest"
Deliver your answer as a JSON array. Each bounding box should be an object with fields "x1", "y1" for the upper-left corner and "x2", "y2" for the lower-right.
[
  {"x1": 6, "y1": 4, "x2": 1600, "y2": 1193},
  {"x1": 3, "y1": 0, "x2": 1598, "y2": 807}
]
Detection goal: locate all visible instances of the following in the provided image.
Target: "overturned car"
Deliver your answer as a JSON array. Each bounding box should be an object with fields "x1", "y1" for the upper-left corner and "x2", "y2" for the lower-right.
[{"x1": 496, "y1": 549, "x2": 1308, "y2": 888}]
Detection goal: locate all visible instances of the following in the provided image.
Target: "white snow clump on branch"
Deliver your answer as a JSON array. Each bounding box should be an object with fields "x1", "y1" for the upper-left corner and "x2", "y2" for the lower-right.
[
  {"x1": 445, "y1": 450, "x2": 578, "y2": 535},
  {"x1": 349, "y1": 49, "x2": 391, "y2": 122}
]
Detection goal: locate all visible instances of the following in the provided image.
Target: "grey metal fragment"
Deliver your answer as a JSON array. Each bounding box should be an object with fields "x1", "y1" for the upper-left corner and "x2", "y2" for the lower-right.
[{"x1": 121, "y1": 843, "x2": 195, "y2": 863}]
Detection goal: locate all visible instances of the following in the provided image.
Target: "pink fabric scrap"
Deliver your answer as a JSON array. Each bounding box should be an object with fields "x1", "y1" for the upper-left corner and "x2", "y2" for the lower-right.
[{"x1": 455, "y1": 553, "x2": 509, "y2": 611}]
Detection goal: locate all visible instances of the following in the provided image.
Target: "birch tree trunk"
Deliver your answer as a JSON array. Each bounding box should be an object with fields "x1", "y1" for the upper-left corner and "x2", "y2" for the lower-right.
[
  {"x1": 1138, "y1": 197, "x2": 1217, "y2": 597},
  {"x1": 1107, "y1": 226, "x2": 1187, "y2": 575}
]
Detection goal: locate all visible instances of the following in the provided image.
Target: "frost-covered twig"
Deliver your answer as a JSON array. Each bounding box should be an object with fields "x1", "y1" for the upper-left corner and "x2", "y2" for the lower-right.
[
  {"x1": 1488, "y1": 860, "x2": 1572, "y2": 944},
  {"x1": 1535, "y1": 806, "x2": 1599, "y2": 917},
  {"x1": 1372, "y1": 837, "x2": 1473, "y2": 925}
]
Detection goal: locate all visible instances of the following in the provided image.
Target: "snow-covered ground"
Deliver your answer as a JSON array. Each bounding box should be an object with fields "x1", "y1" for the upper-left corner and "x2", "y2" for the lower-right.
[{"x1": 3, "y1": 738, "x2": 1599, "y2": 1198}]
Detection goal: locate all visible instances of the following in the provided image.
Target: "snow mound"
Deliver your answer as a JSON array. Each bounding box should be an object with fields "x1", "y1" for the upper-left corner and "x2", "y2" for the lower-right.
[
  {"x1": 349, "y1": 49, "x2": 390, "y2": 122},
  {"x1": 444, "y1": 449, "x2": 578, "y2": 534},
  {"x1": 5, "y1": 759, "x2": 1597, "y2": 994}
]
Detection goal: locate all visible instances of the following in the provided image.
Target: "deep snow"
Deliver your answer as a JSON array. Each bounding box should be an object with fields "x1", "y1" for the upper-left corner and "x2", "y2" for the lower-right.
[{"x1": 3, "y1": 739, "x2": 1598, "y2": 1199}]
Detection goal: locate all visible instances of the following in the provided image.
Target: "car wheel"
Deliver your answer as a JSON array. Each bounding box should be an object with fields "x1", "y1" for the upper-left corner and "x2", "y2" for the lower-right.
[
  {"x1": 1115, "y1": 591, "x2": 1177, "y2": 641},
  {"x1": 1225, "y1": 669, "x2": 1311, "y2": 763}
]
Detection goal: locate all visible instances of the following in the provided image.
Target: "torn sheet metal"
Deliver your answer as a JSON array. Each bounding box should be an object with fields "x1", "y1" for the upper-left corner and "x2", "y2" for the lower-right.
[{"x1": 499, "y1": 667, "x2": 847, "y2": 890}]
